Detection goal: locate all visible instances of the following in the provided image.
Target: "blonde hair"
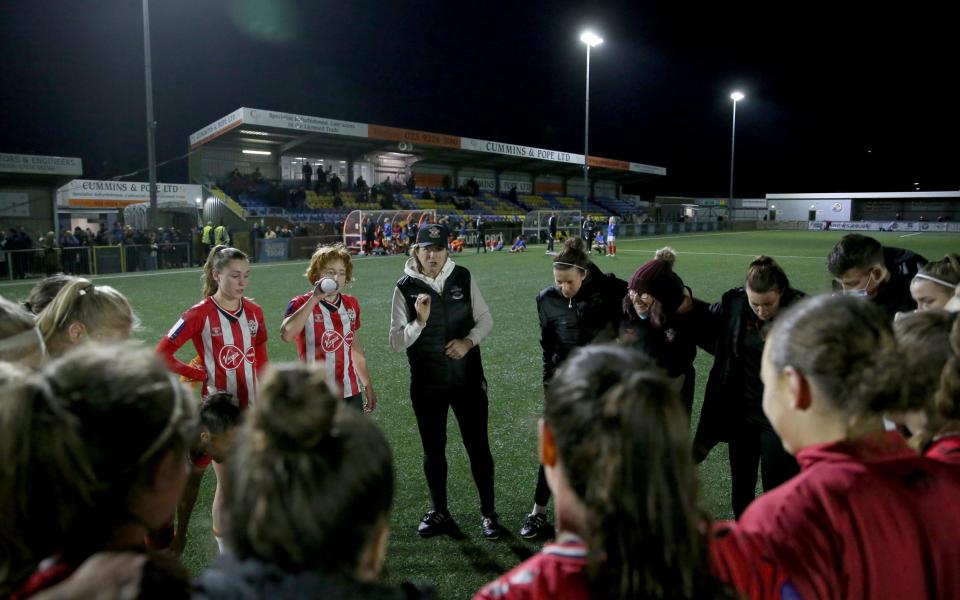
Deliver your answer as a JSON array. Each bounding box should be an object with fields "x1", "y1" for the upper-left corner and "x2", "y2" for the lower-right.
[
  {"x1": 35, "y1": 279, "x2": 135, "y2": 357},
  {"x1": 304, "y1": 243, "x2": 353, "y2": 285},
  {"x1": 202, "y1": 245, "x2": 249, "y2": 297}
]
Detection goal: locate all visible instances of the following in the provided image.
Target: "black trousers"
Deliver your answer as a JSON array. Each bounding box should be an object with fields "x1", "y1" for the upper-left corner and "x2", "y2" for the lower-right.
[
  {"x1": 546, "y1": 232, "x2": 555, "y2": 252},
  {"x1": 411, "y1": 382, "x2": 496, "y2": 516},
  {"x1": 728, "y1": 420, "x2": 799, "y2": 518}
]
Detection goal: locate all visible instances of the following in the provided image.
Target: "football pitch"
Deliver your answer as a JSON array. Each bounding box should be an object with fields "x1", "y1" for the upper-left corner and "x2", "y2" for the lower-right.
[{"x1": 1, "y1": 230, "x2": 955, "y2": 598}]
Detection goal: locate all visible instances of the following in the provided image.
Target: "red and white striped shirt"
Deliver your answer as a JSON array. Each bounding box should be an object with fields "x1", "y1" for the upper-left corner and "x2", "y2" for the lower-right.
[
  {"x1": 157, "y1": 296, "x2": 268, "y2": 410},
  {"x1": 285, "y1": 292, "x2": 361, "y2": 398}
]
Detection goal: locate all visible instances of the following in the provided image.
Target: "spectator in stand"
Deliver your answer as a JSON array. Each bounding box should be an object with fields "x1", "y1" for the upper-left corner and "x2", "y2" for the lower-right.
[
  {"x1": 476, "y1": 346, "x2": 739, "y2": 600},
  {"x1": 36, "y1": 278, "x2": 135, "y2": 358},
  {"x1": 508, "y1": 185, "x2": 518, "y2": 205},
  {"x1": 301, "y1": 161, "x2": 313, "y2": 188},
  {"x1": 581, "y1": 217, "x2": 593, "y2": 252},
  {"x1": 330, "y1": 172, "x2": 342, "y2": 195},
  {"x1": 2, "y1": 343, "x2": 196, "y2": 599},
  {"x1": 909, "y1": 253, "x2": 960, "y2": 311},
  {"x1": 193, "y1": 363, "x2": 434, "y2": 599},
  {"x1": 251, "y1": 167, "x2": 262, "y2": 183},
  {"x1": 827, "y1": 233, "x2": 926, "y2": 319},
  {"x1": 60, "y1": 230, "x2": 80, "y2": 274},
  {"x1": 731, "y1": 295, "x2": 960, "y2": 599},
  {"x1": 264, "y1": 227, "x2": 277, "y2": 239}
]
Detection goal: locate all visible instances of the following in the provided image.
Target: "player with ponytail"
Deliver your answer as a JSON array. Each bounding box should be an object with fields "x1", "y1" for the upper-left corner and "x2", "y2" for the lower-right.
[
  {"x1": 733, "y1": 295, "x2": 960, "y2": 598},
  {"x1": 156, "y1": 244, "x2": 267, "y2": 553}
]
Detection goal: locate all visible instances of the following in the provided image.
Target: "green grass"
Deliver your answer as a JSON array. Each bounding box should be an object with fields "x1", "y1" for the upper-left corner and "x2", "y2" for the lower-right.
[{"x1": 1, "y1": 230, "x2": 956, "y2": 599}]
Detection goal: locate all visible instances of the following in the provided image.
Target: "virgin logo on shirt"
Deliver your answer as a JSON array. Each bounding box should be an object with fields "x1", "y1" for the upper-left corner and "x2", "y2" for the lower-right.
[
  {"x1": 218, "y1": 344, "x2": 255, "y2": 370},
  {"x1": 320, "y1": 330, "x2": 354, "y2": 353}
]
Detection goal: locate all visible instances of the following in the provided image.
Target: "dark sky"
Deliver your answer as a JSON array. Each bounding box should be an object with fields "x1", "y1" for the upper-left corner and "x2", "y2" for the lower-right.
[{"x1": 1, "y1": 0, "x2": 957, "y2": 197}]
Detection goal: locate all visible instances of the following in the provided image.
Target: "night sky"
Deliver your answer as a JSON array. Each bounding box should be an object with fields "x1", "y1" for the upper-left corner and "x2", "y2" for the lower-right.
[{"x1": 1, "y1": 0, "x2": 957, "y2": 197}]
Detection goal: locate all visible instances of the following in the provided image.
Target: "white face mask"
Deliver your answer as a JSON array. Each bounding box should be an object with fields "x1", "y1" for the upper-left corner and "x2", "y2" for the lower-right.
[{"x1": 842, "y1": 272, "x2": 874, "y2": 298}]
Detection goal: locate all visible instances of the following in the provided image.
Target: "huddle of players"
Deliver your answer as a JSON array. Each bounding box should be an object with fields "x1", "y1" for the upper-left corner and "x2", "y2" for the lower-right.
[{"x1": 1, "y1": 232, "x2": 959, "y2": 599}]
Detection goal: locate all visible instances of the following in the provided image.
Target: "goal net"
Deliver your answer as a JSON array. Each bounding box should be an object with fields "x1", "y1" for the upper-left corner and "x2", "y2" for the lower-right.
[{"x1": 522, "y1": 210, "x2": 582, "y2": 244}]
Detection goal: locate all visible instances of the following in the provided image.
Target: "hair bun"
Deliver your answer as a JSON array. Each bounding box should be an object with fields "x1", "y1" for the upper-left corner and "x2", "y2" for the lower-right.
[
  {"x1": 253, "y1": 365, "x2": 339, "y2": 451},
  {"x1": 654, "y1": 247, "x2": 677, "y2": 266},
  {"x1": 564, "y1": 237, "x2": 585, "y2": 252}
]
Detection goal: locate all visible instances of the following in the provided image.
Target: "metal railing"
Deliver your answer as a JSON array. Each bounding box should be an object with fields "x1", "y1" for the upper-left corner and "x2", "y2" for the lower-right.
[{"x1": 1, "y1": 242, "x2": 194, "y2": 281}]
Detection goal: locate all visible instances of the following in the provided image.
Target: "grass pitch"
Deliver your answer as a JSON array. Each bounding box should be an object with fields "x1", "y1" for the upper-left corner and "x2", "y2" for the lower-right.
[{"x1": 1, "y1": 230, "x2": 955, "y2": 598}]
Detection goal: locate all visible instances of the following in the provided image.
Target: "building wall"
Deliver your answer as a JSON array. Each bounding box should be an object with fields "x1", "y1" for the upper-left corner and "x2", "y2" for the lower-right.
[{"x1": 0, "y1": 184, "x2": 56, "y2": 236}]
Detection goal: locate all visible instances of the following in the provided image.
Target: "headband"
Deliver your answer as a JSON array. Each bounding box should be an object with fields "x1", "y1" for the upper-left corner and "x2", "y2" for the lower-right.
[
  {"x1": 914, "y1": 273, "x2": 959, "y2": 290},
  {"x1": 137, "y1": 374, "x2": 187, "y2": 465},
  {"x1": 553, "y1": 261, "x2": 587, "y2": 272},
  {"x1": 0, "y1": 327, "x2": 45, "y2": 354}
]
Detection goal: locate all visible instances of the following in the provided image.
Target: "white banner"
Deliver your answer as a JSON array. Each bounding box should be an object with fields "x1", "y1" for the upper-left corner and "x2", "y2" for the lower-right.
[
  {"x1": 0, "y1": 192, "x2": 30, "y2": 217},
  {"x1": 458, "y1": 176, "x2": 497, "y2": 191},
  {"x1": 807, "y1": 220, "x2": 954, "y2": 233},
  {"x1": 0, "y1": 153, "x2": 82, "y2": 176},
  {"x1": 189, "y1": 108, "x2": 244, "y2": 147},
  {"x1": 241, "y1": 108, "x2": 367, "y2": 138},
  {"x1": 740, "y1": 199, "x2": 767, "y2": 209},
  {"x1": 460, "y1": 137, "x2": 585, "y2": 166},
  {"x1": 57, "y1": 180, "x2": 203, "y2": 209}
]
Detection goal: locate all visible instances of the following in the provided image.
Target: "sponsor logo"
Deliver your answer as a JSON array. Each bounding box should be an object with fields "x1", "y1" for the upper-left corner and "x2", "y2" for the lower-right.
[
  {"x1": 428, "y1": 226, "x2": 441, "y2": 239},
  {"x1": 321, "y1": 330, "x2": 344, "y2": 353},
  {"x1": 832, "y1": 202, "x2": 843, "y2": 212},
  {"x1": 218, "y1": 344, "x2": 255, "y2": 370},
  {"x1": 449, "y1": 285, "x2": 464, "y2": 300}
]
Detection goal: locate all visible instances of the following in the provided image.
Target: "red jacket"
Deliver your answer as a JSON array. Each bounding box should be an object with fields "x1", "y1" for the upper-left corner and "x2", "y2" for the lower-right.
[
  {"x1": 736, "y1": 432, "x2": 960, "y2": 600},
  {"x1": 925, "y1": 433, "x2": 960, "y2": 464}
]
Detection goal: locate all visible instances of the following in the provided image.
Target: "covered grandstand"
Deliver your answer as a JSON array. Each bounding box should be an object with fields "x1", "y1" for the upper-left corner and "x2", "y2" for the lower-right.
[{"x1": 186, "y1": 107, "x2": 665, "y2": 227}]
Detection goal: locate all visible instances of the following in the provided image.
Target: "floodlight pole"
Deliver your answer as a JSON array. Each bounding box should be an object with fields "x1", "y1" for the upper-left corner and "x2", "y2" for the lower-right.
[
  {"x1": 583, "y1": 42, "x2": 591, "y2": 214},
  {"x1": 728, "y1": 92, "x2": 744, "y2": 222},
  {"x1": 142, "y1": 0, "x2": 158, "y2": 229}
]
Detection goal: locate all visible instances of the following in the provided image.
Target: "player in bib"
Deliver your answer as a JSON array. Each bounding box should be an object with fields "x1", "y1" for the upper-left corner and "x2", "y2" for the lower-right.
[
  {"x1": 280, "y1": 243, "x2": 377, "y2": 412},
  {"x1": 156, "y1": 244, "x2": 267, "y2": 553}
]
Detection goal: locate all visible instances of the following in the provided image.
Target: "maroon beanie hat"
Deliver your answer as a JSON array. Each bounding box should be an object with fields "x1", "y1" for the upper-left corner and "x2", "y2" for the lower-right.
[{"x1": 628, "y1": 258, "x2": 685, "y2": 314}]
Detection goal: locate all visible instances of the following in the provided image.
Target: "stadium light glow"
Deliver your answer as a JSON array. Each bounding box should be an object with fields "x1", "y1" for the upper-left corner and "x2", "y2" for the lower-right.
[
  {"x1": 580, "y1": 31, "x2": 603, "y2": 47},
  {"x1": 731, "y1": 91, "x2": 745, "y2": 102},
  {"x1": 239, "y1": 130, "x2": 270, "y2": 136},
  {"x1": 242, "y1": 149, "x2": 272, "y2": 155}
]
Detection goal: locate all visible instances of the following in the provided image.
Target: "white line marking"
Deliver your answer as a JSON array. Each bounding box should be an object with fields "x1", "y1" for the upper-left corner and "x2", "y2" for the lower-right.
[
  {"x1": 618, "y1": 250, "x2": 823, "y2": 260},
  {"x1": 898, "y1": 232, "x2": 922, "y2": 238}
]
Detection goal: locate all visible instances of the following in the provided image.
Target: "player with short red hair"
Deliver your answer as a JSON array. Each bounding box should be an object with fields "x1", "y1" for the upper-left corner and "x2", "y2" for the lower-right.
[{"x1": 280, "y1": 243, "x2": 377, "y2": 411}]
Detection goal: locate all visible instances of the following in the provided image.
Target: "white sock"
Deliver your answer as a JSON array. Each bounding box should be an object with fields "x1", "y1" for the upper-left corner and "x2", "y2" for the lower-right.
[
  {"x1": 215, "y1": 535, "x2": 225, "y2": 553},
  {"x1": 530, "y1": 503, "x2": 546, "y2": 516}
]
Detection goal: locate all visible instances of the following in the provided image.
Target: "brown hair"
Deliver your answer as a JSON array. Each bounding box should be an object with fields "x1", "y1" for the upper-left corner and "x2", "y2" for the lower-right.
[
  {"x1": 826, "y1": 234, "x2": 884, "y2": 277},
  {"x1": 202, "y1": 245, "x2": 249, "y2": 297},
  {"x1": 553, "y1": 237, "x2": 592, "y2": 272},
  {"x1": 745, "y1": 256, "x2": 789, "y2": 294},
  {"x1": 43, "y1": 343, "x2": 197, "y2": 557},
  {"x1": 893, "y1": 311, "x2": 960, "y2": 448},
  {"x1": 23, "y1": 273, "x2": 78, "y2": 314},
  {"x1": 544, "y1": 345, "x2": 731, "y2": 600},
  {"x1": 304, "y1": 243, "x2": 353, "y2": 285},
  {"x1": 226, "y1": 363, "x2": 394, "y2": 574},
  {"x1": 35, "y1": 279, "x2": 135, "y2": 357},
  {"x1": 766, "y1": 295, "x2": 903, "y2": 415},
  {"x1": 0, "y1": 296, "x2": 42, "y2": 364},
  {"x1": 0, "y1": 371, "x2": 93, "y2": 594}
]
